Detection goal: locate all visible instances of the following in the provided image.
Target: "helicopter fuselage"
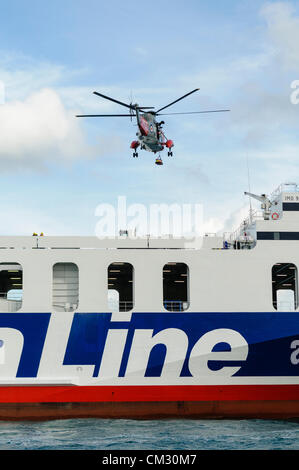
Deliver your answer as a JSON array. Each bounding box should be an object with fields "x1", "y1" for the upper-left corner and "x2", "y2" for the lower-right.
[{"x1": 134, "y1": 110, "x2": 168, "y2": 153}]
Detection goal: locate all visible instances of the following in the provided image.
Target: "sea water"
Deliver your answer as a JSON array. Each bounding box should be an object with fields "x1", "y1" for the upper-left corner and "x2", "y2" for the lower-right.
[{"x1": 0, "y1": 419, "x2": 297, "y2": 450}]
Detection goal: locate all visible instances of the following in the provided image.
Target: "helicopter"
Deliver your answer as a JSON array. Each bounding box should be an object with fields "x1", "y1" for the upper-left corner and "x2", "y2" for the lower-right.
[{"x1": 76, "y1": 89, "x2": 230, "y2": 165}]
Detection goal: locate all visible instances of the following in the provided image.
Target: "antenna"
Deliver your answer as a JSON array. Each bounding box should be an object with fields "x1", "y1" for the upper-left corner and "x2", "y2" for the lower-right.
[{"x1": 246, "y1": 153, "x2": 253, "y2": 223}]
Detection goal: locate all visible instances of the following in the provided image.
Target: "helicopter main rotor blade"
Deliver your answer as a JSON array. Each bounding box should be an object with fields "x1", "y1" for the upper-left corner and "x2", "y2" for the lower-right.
[
  {"x1": 155, "y1": 88, "x2": 200, "y2": 113},
  {"x1": 157, "y1": 109, "x2": 230, "y2": 115},
  {"x1": 93, "y1": 91, "x2": 135, "y2": 110},
  {"x1": 76, "y1": 114, "x2": 136, "y2": 117}
]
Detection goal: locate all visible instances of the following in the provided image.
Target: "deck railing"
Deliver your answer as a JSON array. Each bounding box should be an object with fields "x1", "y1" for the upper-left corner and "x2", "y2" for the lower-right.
[
  {"x1": 108, "y1": 301, "x2": 134, "y2": 312},
  {"x1": 164, "y1": 301, "x2": 189, "y2": 312},
  {"x1": 0, "y1": 292, "x2": 22, "y2": 312},
  {"x1": 273, "y1": 301, "x2": 298, "y2": 311},
  {"x1": 108, "y1": 300, "x2": 189, "y2": 312},
  {"x1": 271, "y1": 182, "x2": 299, "y2": 199}
]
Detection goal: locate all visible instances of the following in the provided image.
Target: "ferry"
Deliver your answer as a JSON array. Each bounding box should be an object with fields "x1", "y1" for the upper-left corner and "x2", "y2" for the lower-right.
[{"x1": 0, "y1": 182, "x2": 298, "y2": 420}]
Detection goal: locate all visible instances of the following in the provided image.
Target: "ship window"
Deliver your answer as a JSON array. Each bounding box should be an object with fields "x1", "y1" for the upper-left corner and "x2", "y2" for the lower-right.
[
  {"x1": 52, "y1": 262, "x2": 79, "y2": 312},
  {"x1": 107, "y1": 263, "x2": 133, "y2": 312},
  {"x1": 0, "y1": 263, "x2": 23, "y2": 312},
  {"x1": 163, "y1": 262, "x2": 189, "y2": 311},
  {"x1": 272, "y1": 263, "x2": 298, "y2": 311}
]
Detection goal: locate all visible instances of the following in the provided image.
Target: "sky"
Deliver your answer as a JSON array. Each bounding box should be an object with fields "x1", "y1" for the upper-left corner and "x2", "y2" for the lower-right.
[{"x1": 0, "y1": 0, "x2": 299, "y2": 236}]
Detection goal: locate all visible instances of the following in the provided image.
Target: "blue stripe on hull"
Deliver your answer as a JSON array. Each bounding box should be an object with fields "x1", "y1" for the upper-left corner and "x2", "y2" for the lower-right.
[
  {"x1": 0, "y1": 312, "x2": 297, "y2": 378},
  {"x1": 63, "y1": 312, "x2": 299, "y2": 378}
]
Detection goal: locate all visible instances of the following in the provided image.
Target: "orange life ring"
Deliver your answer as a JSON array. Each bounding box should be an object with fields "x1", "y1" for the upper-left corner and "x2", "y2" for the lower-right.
[{"x1": 272, "y1": 212, "x2": 279, "y2": 220}]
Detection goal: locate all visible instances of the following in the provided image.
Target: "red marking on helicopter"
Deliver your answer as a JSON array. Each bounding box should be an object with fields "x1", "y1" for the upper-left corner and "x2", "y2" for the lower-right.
[
  {"x1": 130, "y1": 141, "x2": 140, "y2": 150},
  {"x1": 165, "y1": 139, "x2": 174, "y2": 149},
  {"x1": 139, "y1": 116, "x2": 149, "y2": 136}
]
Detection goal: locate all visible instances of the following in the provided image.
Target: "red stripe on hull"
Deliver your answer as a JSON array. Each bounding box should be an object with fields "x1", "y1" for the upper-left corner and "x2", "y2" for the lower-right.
[
  {"x1": 0, "y1": 384, "x2": 298, "y2": 403},
  {"x1": 0, "y1": 385, "x2": 298, "y2": 420},
  {"x1": 0, "y1": 400, "x2": 298, "y2": 421}
]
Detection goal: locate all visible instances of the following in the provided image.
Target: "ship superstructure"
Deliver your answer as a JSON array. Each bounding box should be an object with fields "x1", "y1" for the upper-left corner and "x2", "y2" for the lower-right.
[{"x1": 0, "y1": 183, "x2": 298, "y2": 419}]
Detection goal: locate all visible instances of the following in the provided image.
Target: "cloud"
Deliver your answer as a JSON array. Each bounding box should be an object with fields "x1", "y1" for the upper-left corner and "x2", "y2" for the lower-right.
[
  {"x1": 228, "y1": 83, "x2": 299, "y2": 148},
  {"x1": 201, "y1": 204, "x2": 250, "y2": 236},
  {"x1": 175, "y1": 2, "x2": 299, "y2": 152},
  {"x1": 0, "y1": 87, "x2": 94, "y2": 170},
  {"x1": 0, "y1": 51, "x2": 68, "y2": 101},
  {"x1": 0, "y1": 205, "x2": 71, "y2": 236},
  {"x1": 260, "y1": 1, "x2": 299, "y2": 71},
  {"x1": 0, "y1": 54, "x2": 171, "y2": 170}
]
